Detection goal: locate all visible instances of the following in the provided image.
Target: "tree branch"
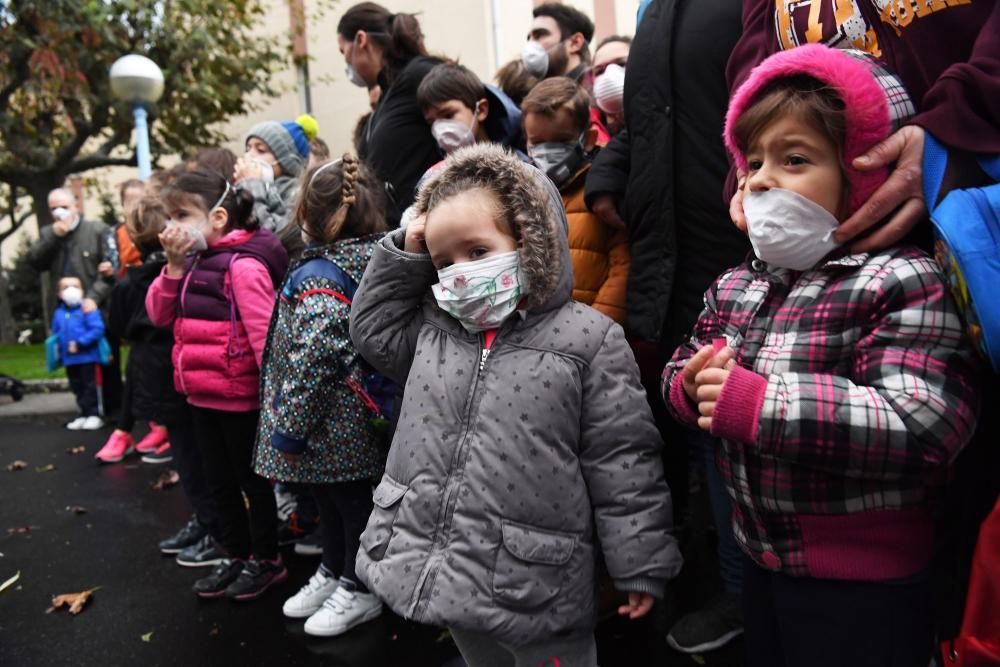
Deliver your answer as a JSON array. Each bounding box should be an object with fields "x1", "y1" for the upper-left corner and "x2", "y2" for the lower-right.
[{"x1": 67, "y1": 154, "x2": 136, "y2": 173}]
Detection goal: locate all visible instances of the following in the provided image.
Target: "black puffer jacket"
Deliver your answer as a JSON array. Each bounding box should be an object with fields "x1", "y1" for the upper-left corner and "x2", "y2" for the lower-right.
[{"x1": 108, "y1": 253, "x2": 185, "y2": 424}]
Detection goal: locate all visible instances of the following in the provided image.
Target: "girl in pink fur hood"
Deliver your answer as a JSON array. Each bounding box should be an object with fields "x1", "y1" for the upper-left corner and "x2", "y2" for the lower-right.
[{"x1": 662, "y1": 45, "x2": 982, "y2": 666}]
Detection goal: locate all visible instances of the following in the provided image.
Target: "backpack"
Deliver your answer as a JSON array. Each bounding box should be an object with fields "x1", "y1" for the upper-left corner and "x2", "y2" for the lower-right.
[
  {"x1": 286, "y1": 257, "x2": 400, "y2": 429},
  {"x1": 922, "y1": 133, "x2": 1000, "y2": 373}
]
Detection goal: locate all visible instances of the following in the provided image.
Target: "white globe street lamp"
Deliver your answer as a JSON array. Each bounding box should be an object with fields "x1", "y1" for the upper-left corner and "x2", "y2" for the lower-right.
[{"x1": 109, "y1": 54, "x2": 164, "y2": 181}]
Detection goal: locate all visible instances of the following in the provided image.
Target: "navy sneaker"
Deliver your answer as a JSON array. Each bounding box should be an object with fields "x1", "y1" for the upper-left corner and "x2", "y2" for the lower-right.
[
  {"x1": 224, "y1": 557, "x2": 288, "y2": 601},
  {"x1": 159, "y1": 516, "x2": 207, "y2": 555},
  {"x1": 176, "y1": 535, "x2": 225, "y2": 568},
  {"x1": 667, "y1": 592, "x2": 744, "y2": 654},
  {"x1": 193, "y1": 559, "x2": 244, "y2": 599}
]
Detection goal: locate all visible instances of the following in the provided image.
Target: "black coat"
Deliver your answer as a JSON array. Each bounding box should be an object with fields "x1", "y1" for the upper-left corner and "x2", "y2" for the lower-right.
[
  {"x1": 359, "y1": 56, "x2": 443, "y2": 227},
  {"x1": 108, "y1": 254, "x2": 185, "y2": 424},
  {"x1": 584, "y1": 0, "x2": 748, "y2": 348}
]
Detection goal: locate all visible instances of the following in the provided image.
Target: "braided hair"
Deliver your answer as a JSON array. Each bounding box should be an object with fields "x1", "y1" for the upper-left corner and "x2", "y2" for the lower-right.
[{"x1": 295, "y1": 153, "x2": 387, "y2": 244}]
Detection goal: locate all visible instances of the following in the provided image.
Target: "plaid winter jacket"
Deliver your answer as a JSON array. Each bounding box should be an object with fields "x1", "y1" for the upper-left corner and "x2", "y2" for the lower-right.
[{"x1": 663, "y1": 246, "x2": 981, "y2": 581}]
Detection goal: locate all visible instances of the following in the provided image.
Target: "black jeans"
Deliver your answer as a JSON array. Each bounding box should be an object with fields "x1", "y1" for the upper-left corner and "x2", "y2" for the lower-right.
[
  {"x1": 312, "y1": 480, "x2": 374, "y2": 592},
  {"x1": 743, "y1": 557, "x2": 935, "y2": 667},
  {"x1": 163, "y1": 405, "x2": 222, "y2": 543},
  {"x1": 189, "y1": 407, "x2": 276, "y2": 560},
  {"x1": 66, "y1": 363, "x2": 99, "y2": 417}
]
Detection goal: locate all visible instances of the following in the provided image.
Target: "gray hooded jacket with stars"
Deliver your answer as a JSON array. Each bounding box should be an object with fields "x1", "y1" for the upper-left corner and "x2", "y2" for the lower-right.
[{"x1": 349, "y1": 145, "x2": 682, "y2": 646}]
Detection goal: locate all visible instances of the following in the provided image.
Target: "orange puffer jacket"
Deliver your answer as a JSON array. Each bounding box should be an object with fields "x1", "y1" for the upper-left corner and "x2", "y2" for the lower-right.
[{"x1": 561, "y1": 164, "x2": 629, "y2": 325}]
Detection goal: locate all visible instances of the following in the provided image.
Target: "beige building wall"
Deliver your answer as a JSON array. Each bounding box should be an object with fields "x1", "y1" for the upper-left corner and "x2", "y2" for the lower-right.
[{"x1": 3, "y1": 0, "x2": 639, "y2": 268}]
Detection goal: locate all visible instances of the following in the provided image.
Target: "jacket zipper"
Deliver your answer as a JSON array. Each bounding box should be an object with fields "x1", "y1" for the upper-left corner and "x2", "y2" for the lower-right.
[{"x1": 411, "y1": 332, "x2": 494, "y2": 618}]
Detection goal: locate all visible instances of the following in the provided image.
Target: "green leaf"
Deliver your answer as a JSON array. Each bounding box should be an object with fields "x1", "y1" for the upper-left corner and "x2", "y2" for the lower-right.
[{"x1": 141, "y1": 631, "x2": 153, "y2": 642}]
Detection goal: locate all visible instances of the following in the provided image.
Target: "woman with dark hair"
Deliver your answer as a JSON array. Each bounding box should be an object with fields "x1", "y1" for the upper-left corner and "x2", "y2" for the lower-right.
[{"x1": 337, "y1": 2, "x2": 442, "y2": 226}]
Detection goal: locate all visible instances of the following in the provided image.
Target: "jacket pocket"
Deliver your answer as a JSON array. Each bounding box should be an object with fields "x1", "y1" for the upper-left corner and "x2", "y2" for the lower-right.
[
  {"x1": 360, "y1": 476, "x2": 408, "y2": 561},
  {"x1": 492, "y1": 519, "x2": 577, "y2": 609}
]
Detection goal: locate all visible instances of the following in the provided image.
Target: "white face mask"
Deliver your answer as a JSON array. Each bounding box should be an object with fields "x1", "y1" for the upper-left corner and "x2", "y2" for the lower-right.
[
  {"x1": 521, "y1": 40, "x2": 550, "y2": 78},
  {"x1": 529, "y1": 134, "x2": 585, "y2": 188},
  {"x1": 431, "y1": 118, "x2": 476, "y2": 155},
  {"x1": 743, "y1": 188, "x2": 842, "y2": 271},
  {"x1": 250, "y1": 158, "x2": 275, "y2": 183},
  {"x1": 52, "y1": 206, "x2": 71, "y2": 221},
  {"x1": 345, "y1": 63, "x2": 367, "y2": 88},
  {"x1": 432, "y1": 251, "x2": 527, "y2": 333},
  {"x1": 61, "y1": 285, "x2": 83, "y2": 307},
  {"x1": 166, "y1": 220, "x2": 209, "y2": 253},
  {"x1": 594, "y1": 64, "x2": 625, "y2": 115}
]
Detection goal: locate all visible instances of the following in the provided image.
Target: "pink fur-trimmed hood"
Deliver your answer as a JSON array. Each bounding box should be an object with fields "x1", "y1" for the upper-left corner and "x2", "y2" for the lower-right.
[{"x1": 724, "y1": 44, "x2": 915, "y2": 218}]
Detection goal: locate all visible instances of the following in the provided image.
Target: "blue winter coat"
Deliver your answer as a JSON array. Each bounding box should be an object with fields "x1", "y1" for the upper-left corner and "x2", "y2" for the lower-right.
[{"x1": 51, "y1": 304, "x2": 105, "y2": 366}]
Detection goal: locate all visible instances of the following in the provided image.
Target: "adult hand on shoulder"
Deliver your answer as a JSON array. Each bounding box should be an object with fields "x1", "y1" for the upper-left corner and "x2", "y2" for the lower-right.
[
  {"x1": 618, "y1": 592, "x2": 655, "y2": 620},
  {"x1": 591, "y1": 193, "x2": 627, "y2": 232},
  {"x1": 403, "y1": 214, "x2": 428, "y2": 254},
  {"x1": 835, "y1": 125, "x2": 926, "y2": 253},
  {"x1": 81, "y1": 298, "x2": 98, "y2": 314},
  {"x1": 694, "y1": 347, "x2": 735, "y2": 432}
]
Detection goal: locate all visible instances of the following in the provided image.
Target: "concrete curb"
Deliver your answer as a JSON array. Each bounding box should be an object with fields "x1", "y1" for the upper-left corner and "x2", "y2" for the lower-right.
[{"x1": 23, "y1": 378, "x2": 71, "y2": 393}]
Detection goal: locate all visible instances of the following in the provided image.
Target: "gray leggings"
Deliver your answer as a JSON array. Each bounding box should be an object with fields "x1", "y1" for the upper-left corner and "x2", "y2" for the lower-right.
[{"x1": 449, "y1": 627, "x2": 598, "y2": 667}]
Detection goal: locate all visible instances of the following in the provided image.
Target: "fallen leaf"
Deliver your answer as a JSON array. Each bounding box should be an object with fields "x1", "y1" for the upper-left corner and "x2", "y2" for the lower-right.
[
  {"x1": 46, "y1": 587, "x2": 99, "y2": 615},
  {"x1": 141, "y1": 631, "x2": 153, "y2": 642},
  {"x1": 35, "y1": 464, "x2": 55, "y2": 473},
  {"x1": 5, "y1": 461, "x2": 27, "y2": 472},
  {"x1": 0, "y1": 571, "x2": 19, "y2": 596},
  {"x1": 8, "y1": 525, "x2": 38, "y2": 535},
  {"x1": 66, "y1": 447, "x2": 85, "y2": 455},
  {"x1": 152, "y1": 470, "x2": 179, "y2": 491},
  {"x1": 208, "y1": 626, "x2": 220, "y2": 637},
  {"x1": 65, "y1": 506, "x2": 87, "y2": 515}
]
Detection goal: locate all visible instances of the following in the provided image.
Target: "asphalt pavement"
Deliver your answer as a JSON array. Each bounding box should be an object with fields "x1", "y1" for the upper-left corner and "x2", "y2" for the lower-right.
[{"x1": 0, "y1": 398, "x2": 740, "y2": 667}]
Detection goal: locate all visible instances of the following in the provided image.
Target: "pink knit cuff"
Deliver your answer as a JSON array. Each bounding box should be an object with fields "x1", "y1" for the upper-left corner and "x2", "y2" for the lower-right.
[
  {"x1": 711, "y1": 365, "x2": 768, "y2": 444},
  {"x1": 668, "y1": 373, "x2": 700, "y2": 427}
]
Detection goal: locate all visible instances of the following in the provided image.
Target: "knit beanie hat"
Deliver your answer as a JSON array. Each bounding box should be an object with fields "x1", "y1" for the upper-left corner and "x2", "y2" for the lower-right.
[
  {"x1": 724, "y1": 45, "x2": 915, "y2": 218},
  {"x1": 245, "y1": 114, "x2": 319, "y2": 178}
]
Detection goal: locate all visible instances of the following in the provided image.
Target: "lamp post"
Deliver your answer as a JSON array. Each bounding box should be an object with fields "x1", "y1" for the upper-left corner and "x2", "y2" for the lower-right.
[{"x1": 109, "y1": 55, "x2": 164, "y2": 181}]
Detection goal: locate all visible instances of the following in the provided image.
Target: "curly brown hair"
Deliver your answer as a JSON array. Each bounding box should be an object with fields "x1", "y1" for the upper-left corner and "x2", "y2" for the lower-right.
[{"x1": 125, "y1": 195, "x2": 168, "y2": 253}]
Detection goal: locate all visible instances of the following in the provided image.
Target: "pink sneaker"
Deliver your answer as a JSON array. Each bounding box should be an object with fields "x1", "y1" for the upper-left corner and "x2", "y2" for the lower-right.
[
  {"x1": 95, "y1": 430, "x2": 135, "y2": 464},
  {"x1": 135, "y1": 423, "x2": 169, "y2": 454}
]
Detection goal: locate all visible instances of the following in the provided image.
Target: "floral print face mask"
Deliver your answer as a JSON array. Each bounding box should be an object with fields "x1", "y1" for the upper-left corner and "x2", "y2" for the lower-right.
[{"x1": 432, "y1": 251, "x2": 527, "y2": 333}]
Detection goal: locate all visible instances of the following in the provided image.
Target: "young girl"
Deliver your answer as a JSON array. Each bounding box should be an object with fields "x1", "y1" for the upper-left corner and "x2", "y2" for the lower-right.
[
  {"x1": 349, "y1": 144, "x2": 681, "y2": 665},
  {"x1": 662, "y1": 45, "x2": 981, "y2": 666},
  {"x1": 146, "y1": 169, "x2": 289, "y2": 601},
  {"x1": 253, "y1": 154, "x2": 388, "y2": 637}
]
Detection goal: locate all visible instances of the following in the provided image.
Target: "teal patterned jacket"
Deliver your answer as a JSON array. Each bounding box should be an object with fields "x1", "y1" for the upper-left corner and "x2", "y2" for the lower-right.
[{"x1": 252, "y1": 235, "x2": 385, "y2": 484}]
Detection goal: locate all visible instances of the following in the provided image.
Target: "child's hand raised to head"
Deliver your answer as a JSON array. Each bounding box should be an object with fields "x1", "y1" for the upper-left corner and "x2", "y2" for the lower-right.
[
  {"x1": 618, "y1": 592, "x2": 655, "y2": 620},
  {"x1": 694, "y1": 346, "x2": 736, "y2": 433},
  {"x1": 158, "y1": 225, "x2": 196, "y2": 277},
  {"x1": 403, "y1": 214, "x2": 428, "y2": 254}
]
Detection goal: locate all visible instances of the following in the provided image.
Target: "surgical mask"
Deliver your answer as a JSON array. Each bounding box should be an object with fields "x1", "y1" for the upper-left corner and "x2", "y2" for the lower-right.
[
  {"x1": 166, "y1": 221, "x2": 209, "y2": 253},
  {"x1": 529, "y1": 134, "x2": 585, "y2": 188},
  {"x1": 521, "y1": 40, "x2": 550, "y2": 78},
  {"x1": 52, "y1": 207, "x2": 71, "y2": 221},
  {"x1": 431, "y1": 118, "x2": 476, "y2": 155},
  {"x1": 250, "y1": 158, "x2": 274, "y2": 183},
  {"x1": 432, "y1": 251, "x2": 527, "y2": 333},
  {"x1": 345, "y1": 63, "x2": 367, "y2": 88},
  {"x1": 61, "y1": 286, "x2": 83, "y2": 307},
  {"x1": 594, "y1": 64, "x2": 625, "y2": 114},
  {"x1": 743, "y1": 188, "x2": 842, "y2": 271}
]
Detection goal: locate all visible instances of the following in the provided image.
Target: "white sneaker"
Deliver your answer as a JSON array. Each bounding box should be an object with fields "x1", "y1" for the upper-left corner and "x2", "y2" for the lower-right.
[
  {"x1": 81, "y1": 416, "x2": 104, "y2": 431},
  {"x1": 66, "y1": 417, "x2": 87, "y2": 430},
  {"x1": 282, "y1": 567, "x2": 339, "y2": 619},
  {"x1": 303, "y1": 585, "x2": 383, "y2": 637}
]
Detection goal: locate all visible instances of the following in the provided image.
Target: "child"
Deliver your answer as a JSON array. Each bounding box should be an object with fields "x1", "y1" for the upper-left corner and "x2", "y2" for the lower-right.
[
  {"x1": 253, "y1": 154, "x2": 388, "y2": 636},
  {"x1": 416, "y1": 63, "x2": 525, "y2": 157},
  {"x1": 146, "y1": 169, "x2": 289, "y2": 600},
  {"x1": 349, "y1": 144, "x2": 681, "y2": 664},
  {"x1": 521, "y1": 77, "x2": 629, "y2": 326},
  {"x1": 662, "y1": 45, "x2": 981, "y2": 666},
  {"x1": 52, "y1": 276, "x2": 106, "y2": 431},
  {"x1": 233, "y1": 114, "x2": 318, "y2": 234}
]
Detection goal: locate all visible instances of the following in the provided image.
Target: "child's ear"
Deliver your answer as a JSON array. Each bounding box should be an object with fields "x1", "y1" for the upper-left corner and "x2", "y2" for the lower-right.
[
  {"x1": 583, "y1": 127, "x2": 599, "y2": 152},
  {"x1": 209, "y1": 206, "x2": 229, "y2": 230},
  {"x1": 475, "y1": 98, "x2": 489, "y2": 123}
]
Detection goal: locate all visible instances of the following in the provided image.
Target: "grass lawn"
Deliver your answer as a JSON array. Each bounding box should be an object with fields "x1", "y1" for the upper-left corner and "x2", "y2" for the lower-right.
[{"x1": 0, "y1": 344, "x2": 129, "y2": 381}]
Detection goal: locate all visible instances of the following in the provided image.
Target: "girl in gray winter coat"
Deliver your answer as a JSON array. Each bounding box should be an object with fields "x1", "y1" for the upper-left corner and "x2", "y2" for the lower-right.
[{"x1": 349, "y1": 144, "x2": 682, "y2": 665}]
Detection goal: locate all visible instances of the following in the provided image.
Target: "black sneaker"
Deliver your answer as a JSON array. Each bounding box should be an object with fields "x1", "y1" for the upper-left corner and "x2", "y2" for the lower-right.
[
  {"x1": 293, "y1": 526, "x2": 323, "y2": 556},
  {"x1": 159, "y1": 516, "x2": 207, "y2": 555},
  {"x1": 667, "y1": 592, "x2": 744, "y2": 654},
  {"x1": 193, "y1": 559, "x2": 244, "y2": 599},
  {"x1": 277, "y1": 511, "x2": 318, "y2": 546},
  {"x1": 176, "y1": 535, "x2": 225, "y2": 568},
  {"x1": 224, "y1": 557, "x2": 288, "y2": 601}
]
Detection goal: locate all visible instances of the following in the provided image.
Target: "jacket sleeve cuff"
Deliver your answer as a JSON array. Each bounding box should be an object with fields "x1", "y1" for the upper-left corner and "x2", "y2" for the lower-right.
[
  {"x1": 668, "y1": 372, "x2": 701, "y2": 427},
  {"x1": 710, "y1": 365, "x2": 768, "y2": 444},
  {"x1": 157, "y1": 266, "x2": 182, "y2": 294},
  {"x1": 614, "y1": 576, "x2": 665, "y2": 599},
  {"x1": 381, "y1": 228, "x2": 433, "y2": 262},
  {"x1": 271, "y1": 430, "x2": 307, "y2": 455}
]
